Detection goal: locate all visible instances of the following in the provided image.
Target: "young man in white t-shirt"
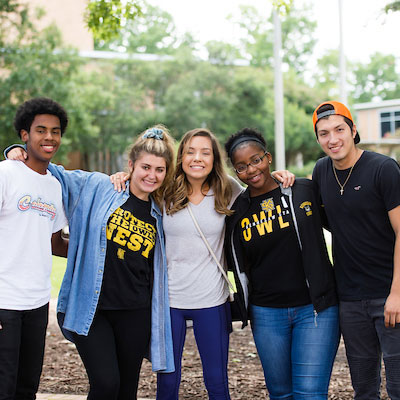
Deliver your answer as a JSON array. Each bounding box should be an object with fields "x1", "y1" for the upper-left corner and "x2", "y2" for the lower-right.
[{"x1": 0, "y1": 97, "x2": 68, "y2": 399}]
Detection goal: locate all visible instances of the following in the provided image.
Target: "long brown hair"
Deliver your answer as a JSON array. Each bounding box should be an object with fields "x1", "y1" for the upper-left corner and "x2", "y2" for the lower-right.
[
  {"x1": 128, "y1": 124, "x2": 175, "y2": 208},
  {"x1": 165, "y1": 128, "x2": 233, "y2": 215}
]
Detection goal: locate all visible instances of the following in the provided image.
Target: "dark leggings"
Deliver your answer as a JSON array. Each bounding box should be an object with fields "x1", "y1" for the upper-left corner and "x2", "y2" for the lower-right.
[{"x1": 73, "y1": 308, "x2": 151, "y2": 400}]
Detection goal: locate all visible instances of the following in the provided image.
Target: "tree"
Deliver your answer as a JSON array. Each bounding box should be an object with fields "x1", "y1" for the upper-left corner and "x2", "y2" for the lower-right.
[
  {"x1": 385, "y1": 1, "x2": 400, "y2": 12},
  {"x1": 271, "y1": 0, "x2": 294, "y2": 14},
  {"x1": 161, "y1": 61, "x2": 236, "y2": 135},
  {"x1": 205, "y1": 41, "x2": 242, "y2": 65},
  {"x1": 283, "y1": 99, "x2": 320, "y2": 165},
  {"x1": 311, "y1": 49, "x2": 342, "y2": 98},
  {"x1": 281, "y1": 6, "x2": 317, "y2": 74},
  {"x1": 234, "y1": 4, "x2": 317, "y2": 74},
  {"x1": 0, "y1": 7, "x2": 87, "y2": 159},
  {"x1": 351, "y1": 52, "x2": 400, "y2": 102},
  {"x1": 0, "y1": 0, "x2": 31, "y2": 45},
  {"x1": 85, "y1": 0, "x2": 141, "y2": 42},
  {"x1": 94, "y1": 1, "x2": 179, "y2": 54},
  {"x1": 0, "y1": 0, "x2": 18, "y2": 12},
  {"x1": 284, "y1": 69, "x2": 325, "y2": 115},
  {"x1": 0, "y1": 0, "x2": 129, "y2": 169},
  {"x1": 0, "y1": 0, "x2": 142, "y2": 43}
]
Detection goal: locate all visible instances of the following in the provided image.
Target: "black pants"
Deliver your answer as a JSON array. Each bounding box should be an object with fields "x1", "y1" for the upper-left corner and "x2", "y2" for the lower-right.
[
  {"x1": 340, "y1": 299, "x2": 400, "y2": 400},
  {"x1": 73, "y1": 308, "x2": 151, "y2": 400},
  {"x1": 0, "y1": 303, "x2": 49, "y2": 400}
]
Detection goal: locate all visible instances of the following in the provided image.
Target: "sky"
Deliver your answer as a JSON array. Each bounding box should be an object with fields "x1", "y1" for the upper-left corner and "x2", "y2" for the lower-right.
[{"x1": 149, "y1": 0, "x2": 400, "y2": 63}]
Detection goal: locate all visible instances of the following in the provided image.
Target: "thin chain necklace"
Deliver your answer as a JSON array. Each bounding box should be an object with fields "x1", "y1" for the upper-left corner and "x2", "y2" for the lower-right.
[{"x1": 332, "y1": 162, "x2": 355, "y2": 195}]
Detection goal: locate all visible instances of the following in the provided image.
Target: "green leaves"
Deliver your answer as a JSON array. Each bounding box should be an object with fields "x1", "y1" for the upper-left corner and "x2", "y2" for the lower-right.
[
  {"x1": 352, "y1": 52, "x2": 400, "y2": 103},
  {"x1": 0, "y1": 0, "x2": 19, "y2": 13},
  {"x1": 271, "y1": 0, "x2": 294, "y2": 16},
  {"x1": 385, "y1": 1, "x2": 400, "y2": 13},
  {"x1": 93, "y1": 1, "x2": 181, "y2": 54},
  {"x1": 0, "y1": 25, "x2": 82, "y2": 161},
  {"x1": 234, "y1": 4, "x2": 316, "y2": 74},
  {"x1": 85, "y1": 0, "x2": 141, "y2": 42}
]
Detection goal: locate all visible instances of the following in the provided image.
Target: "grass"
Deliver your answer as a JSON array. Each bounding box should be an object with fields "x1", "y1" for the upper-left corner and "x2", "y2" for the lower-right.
[{"x1": 51, "y1": 256, "x2": 67, "y2": 298}]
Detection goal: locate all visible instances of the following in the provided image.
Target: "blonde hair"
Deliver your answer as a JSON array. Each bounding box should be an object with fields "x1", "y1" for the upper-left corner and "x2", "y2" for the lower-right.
[
  {"x1": 165, "y1": 128, "x2": 233, "y2": 215},
  {"x1": 128, "y1": 124, "x2": 175, "y2": 208}
]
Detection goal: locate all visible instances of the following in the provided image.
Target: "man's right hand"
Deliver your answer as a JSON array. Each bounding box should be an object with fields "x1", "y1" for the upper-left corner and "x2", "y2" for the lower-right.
[{"x1": 110, "y1": 171, "x2": 129, "y2": 192}]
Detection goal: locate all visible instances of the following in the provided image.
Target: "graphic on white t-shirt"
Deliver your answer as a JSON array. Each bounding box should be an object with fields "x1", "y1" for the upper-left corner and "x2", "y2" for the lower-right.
[{"x1": 17, "y1": 195, "x2": 58, "y2": 220}]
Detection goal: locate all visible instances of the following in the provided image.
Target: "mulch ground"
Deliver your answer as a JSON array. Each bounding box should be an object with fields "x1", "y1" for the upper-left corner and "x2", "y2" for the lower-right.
[{"x1": 40, "y1": 312, "x2": 389, "y2": 399}]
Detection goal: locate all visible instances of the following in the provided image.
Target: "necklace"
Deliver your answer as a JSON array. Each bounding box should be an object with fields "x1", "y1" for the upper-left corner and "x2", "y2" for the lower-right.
[{"x1": 332, "y1": 163, "x2": 355, "y2": 195}]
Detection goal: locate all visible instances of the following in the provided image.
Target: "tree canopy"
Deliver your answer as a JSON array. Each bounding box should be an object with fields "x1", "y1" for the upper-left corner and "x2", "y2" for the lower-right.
[
  {"x1": 85, "y1": 0, "x2": 141, "y2": 42},
  {"x1": 0, "y1": 0, "x2": 399, "y2": 175},
  {"x1": 385, "y1": 1, "x2": 400, "y2": 12}
]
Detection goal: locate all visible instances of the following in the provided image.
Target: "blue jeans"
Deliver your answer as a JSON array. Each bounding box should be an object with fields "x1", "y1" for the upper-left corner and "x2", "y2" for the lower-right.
[
  {"x1": 250, "y1": 303, "x2": 340, "y2": 400},
  {"x1": 157, "y1": 303, "x2": 231, "y2": 400},
  {"x1": 340, "y1": 299, "x2": 400, "y2": 400}
]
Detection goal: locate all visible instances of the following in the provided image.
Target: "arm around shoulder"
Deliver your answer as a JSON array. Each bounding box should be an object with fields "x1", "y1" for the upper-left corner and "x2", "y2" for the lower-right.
[{"x1": 3, "y1": 144, "x2": 27, "y2": 161}]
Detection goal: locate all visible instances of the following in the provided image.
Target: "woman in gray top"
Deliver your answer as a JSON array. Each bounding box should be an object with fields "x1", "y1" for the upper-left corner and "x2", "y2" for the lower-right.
[{"x1": 158, "y1": 128, "x2": 243, "y2": 400}]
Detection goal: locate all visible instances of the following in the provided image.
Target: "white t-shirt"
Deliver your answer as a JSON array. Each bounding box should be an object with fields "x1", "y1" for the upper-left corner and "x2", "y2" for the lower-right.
[
  {"x1": 164, "y1": 176, "x2": 243, "y2": 309},
  {"x1": 0, "y1": 160, "x2": 67, "y2": 310}
]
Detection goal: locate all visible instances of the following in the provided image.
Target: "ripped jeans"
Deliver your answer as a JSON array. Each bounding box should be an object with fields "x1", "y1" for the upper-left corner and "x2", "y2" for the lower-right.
[
  {"x1": 250, "y1": 303, "x2": 339, "y2": 400},
  {"x1": 340, "y1": 299, "x2": 400, "y2": 400}
]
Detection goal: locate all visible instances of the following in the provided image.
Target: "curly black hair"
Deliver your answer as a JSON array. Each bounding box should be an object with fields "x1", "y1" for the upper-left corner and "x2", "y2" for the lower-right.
[
  {"x1": 224, "y1": 127, "x2": 267, "y2": 161},
  {"x1": 14, "y1": 97, "x2": 68, "y2": 138}
]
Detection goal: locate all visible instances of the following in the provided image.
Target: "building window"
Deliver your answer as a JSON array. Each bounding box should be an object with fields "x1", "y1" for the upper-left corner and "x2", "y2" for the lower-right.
[{"x1": 380, "y1": 110, "x2": 400, "y2": 138}]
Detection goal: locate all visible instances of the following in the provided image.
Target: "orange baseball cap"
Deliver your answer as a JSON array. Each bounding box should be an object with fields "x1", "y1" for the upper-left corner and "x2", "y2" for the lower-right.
[{"x1": 313, "y1": 101, "x2": 360, "y2": 144}]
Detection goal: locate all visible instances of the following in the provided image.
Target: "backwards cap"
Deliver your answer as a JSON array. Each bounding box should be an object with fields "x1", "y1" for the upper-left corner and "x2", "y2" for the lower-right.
[{"x1": 313, "y1": 101, "x2": 360, "y2": 144}]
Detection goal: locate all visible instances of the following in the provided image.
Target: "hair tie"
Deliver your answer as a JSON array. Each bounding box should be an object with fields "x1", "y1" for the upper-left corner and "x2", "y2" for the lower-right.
[
  {"x1": 228, "y1": 136, "x2": 265, "y2": 159},
  {"x1": 142, "y1": 128, "x2": 164, "y2": 140}
]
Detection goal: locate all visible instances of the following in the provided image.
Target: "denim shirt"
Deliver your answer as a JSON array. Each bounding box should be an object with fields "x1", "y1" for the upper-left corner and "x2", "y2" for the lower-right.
[{"x1": 48, "y1": 163, "x2": 174, "y2": 373}]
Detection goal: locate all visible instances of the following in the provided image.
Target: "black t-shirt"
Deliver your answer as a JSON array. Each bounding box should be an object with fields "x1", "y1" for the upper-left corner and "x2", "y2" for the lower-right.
[
  {"x1": 239, "y1": 187, "x2": 311, "y2": 308},
  {"x1": 313, "y1": 151, "x2": 400, "y2": 301},
  {"x1": 98, "y1": 193, "x2": 156, "y2": 310}
]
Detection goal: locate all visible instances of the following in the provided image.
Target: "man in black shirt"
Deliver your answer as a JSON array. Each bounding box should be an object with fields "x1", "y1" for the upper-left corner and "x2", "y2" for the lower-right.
[{"x1": 312, "y1": 101, "x2": 400, "y2": 399}]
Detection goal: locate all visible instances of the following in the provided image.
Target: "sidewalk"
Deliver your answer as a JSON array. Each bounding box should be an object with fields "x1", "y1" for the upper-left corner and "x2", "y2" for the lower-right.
[
  {"x1": 37, "y1": 395, "x2": 86, "y2": 400},
  {"x1": 37, "y1": 394, "x2": 152, "y2": 400}
]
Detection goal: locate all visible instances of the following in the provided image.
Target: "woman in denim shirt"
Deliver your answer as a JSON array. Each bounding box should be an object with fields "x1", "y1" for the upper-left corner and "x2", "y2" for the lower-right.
[{"x1": 6, "y1": 126, "x2": 176, "y2": 400}]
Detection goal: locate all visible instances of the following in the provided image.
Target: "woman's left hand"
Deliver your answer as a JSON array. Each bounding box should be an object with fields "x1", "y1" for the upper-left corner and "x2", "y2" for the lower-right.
[{"x1": 271, "y1": 170, "x2": 295, "y2": 188}]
